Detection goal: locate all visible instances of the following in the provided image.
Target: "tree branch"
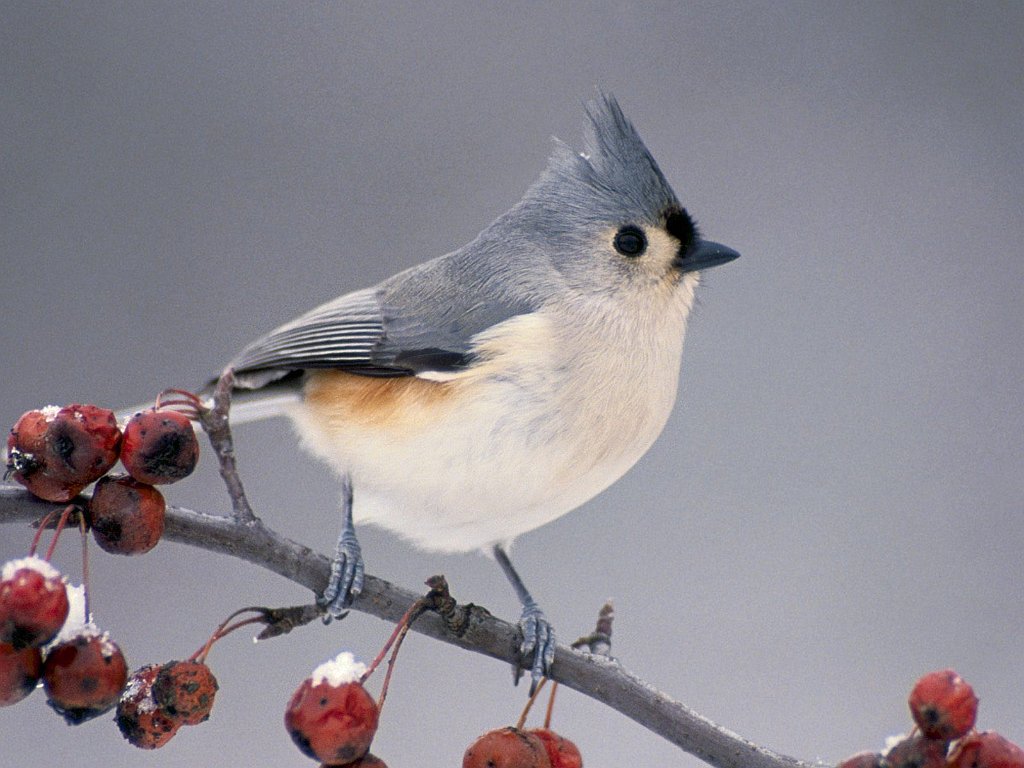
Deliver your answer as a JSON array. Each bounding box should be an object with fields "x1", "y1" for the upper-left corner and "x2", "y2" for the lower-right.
[{"x1": 0, "y1": 482, "x2": 815, "y2": 768}]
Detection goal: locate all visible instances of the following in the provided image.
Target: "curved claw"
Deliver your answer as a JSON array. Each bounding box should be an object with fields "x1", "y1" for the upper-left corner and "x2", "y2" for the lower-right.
[
  {"x1": 518, "y1": 600, "x2": 556, "y2": 693},
  {"x1": 318, "y1": 531, "x2": 364, "y2": 620}
]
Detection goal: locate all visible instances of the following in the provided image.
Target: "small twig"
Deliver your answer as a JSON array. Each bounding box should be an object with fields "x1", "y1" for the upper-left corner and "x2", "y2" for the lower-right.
[
  {"x1": 572, "y1": 599, "x2": 614, "y2": 657},
  {"x1": 254, "y1": 604, "x2": 324, "y2": 640},
  {"x1": 190, "y1": 604, "x2": 322, "y2": 663},
  {"x1": 424, "y1": 574, "x2": 476, "y2": 636},
  {"x1": 195, "y1": 369, "x2": 258, "y2": 525}
]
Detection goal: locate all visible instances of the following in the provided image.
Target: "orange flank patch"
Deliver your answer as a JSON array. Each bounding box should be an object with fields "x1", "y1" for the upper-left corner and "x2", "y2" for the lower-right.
[{"x1": 302, "y1": 370, "x2": 457, "y2": 429}]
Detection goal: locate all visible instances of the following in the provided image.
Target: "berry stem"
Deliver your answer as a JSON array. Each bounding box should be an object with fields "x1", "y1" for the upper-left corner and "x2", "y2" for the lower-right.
[
  {"x1": 191, "y1": 606, "x2": 271, "y2": 663},
  {"x1": 544, "y1": 681, "x2": 559, "y2": 730},
  {"x1": 361, "y1": 599, "x2": 428, "y2": 683},
  {"x1": 155, "y1": 388, "x2": 205, "y2": 419},
  {"x1": 43, "y1": 504, "x2": 76, "y2": 562},
  {"x1": 375, "y1": 618, "x2": 413, "y2": 714},
  {"x1": 28, "y1": 507, "x2": 59, "y2": 556},
  {"x1": 516, "y1": 676, "x2": 549, "y2": 730},
  {"x1": 79, "y1": 513, "x2": 91, "y2": 619}
]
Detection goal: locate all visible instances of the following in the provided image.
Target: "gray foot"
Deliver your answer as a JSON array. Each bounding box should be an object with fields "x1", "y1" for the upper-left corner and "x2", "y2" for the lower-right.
[
  {"x1": 519, "y1": 599, "x2": 556, "y2": 693},
  {"x1": 318, "y1": 475, "x2": 364, "y2": 620},
  {"x1": 319, "y1": 529, "x2": 364, "y2": 619}
]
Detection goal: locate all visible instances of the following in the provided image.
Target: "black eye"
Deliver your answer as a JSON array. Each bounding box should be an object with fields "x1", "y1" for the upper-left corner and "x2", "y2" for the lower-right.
[{"x1": 613, "y1": 225, "x2": 647, "y2": 257}]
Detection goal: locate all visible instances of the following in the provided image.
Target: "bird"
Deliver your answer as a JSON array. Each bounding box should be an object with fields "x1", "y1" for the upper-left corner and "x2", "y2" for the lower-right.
[{"x1": 217, "y1": 94, "x2": 739, "y2": 688}]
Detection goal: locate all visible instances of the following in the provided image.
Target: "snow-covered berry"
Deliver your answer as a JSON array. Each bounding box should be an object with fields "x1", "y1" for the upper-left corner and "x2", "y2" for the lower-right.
[
  {"x1": 0, "y1": 557, "x2": 70, "y2": 648},
  {"x1": 285, "y1": 652, "x2": 379, "y2": 765},
  {"x1": 117, "y1": 664, "x2": 182, "y2": 749}
]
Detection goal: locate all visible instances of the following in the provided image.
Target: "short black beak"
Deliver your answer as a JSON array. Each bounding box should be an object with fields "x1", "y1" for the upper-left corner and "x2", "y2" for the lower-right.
[{"x1": 675, "y1": 239, "x2": 740, "y2": 274}]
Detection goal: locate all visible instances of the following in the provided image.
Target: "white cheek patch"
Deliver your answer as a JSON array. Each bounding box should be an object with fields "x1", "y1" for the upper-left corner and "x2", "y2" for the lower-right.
[{"x1": 598, "y1": 224, "x2": 685, "y2": 275}]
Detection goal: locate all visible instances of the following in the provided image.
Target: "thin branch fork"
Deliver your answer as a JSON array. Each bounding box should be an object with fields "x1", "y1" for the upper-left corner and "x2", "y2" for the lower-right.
[{"x1": 0, "y1": 483, "x2": 814, "y2": 768}]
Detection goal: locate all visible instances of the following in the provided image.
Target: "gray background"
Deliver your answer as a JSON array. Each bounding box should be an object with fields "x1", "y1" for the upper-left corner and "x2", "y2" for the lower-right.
[{"x1": 2, "y1": 3, "x2": 1021, "y2": 766}]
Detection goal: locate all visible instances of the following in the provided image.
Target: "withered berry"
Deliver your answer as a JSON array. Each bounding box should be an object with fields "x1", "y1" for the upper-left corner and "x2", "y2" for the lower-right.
[
  {"x1": 42, "y1": 630, "x2": 128, "y2": 724},
  {"x1": 120, "y1": 409, "x2": 199, "y2": 485},
  {"x1": 463, "y1": 727, "x2": 552, "y2": 768},
  {"x1": 88, "y1": 475, "x2": 166, "y2": 555}
]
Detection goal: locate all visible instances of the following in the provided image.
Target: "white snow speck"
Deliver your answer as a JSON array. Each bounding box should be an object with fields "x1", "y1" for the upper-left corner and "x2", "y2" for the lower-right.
[
  {"x1": 309, "y1": 651, "x2": 366, "y2": 687},
  {"x1": 2, "y1": 555, "x2": 62, "y2": 581},
  {"x1": 40, "y1": 405, "x2": 61, "y2": 421},
  {"x1": 882, "y1": 733, "x2": 909, "y2": 756},
  {"x1": 45, "y1": 583, "x2": 97, "y2": 649}
]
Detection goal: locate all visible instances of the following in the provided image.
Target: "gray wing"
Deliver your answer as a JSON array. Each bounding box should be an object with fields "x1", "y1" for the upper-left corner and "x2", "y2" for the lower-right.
[{"x1": 228, "y1": 258, "x2": 536, "y2": 390}]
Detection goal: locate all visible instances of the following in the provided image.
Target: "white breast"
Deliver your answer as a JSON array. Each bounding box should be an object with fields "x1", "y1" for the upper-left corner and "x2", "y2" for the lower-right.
[{"x1": 290, "y1": 281, "x2": 696, "y2": 553}]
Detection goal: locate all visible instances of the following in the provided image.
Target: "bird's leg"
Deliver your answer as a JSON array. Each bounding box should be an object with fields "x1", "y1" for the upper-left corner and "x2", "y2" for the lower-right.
[
  {"x1": 319, "y1": 473, "x2": 365, "y2": 620},
  {"x1": 492, "y1": 544, "x2": 555, "y2": 692}
]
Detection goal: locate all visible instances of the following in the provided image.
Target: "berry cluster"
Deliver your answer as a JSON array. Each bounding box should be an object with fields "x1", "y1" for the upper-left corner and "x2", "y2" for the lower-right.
[
  {"x1": 462, "y1": 676, "x2": 581, "y2": 768},
  {"x1": 7, "y1": 403, "x2": 199, "y2": 556},
  {"x1": 0, "y1": 556, "x2": 128, "y2": 723},
  {"x1": 839, "y1": 670, "x2": 1022, "y2": 768},
  {"x1": 117, "y1": 659, "x2": 219, "y2": 748},
  {"x1": 2, "y1": 398, "x2": 204, "y2": 730},
  {"x1": 464, "y1": 725, "x2": 582, "y2": 768}
]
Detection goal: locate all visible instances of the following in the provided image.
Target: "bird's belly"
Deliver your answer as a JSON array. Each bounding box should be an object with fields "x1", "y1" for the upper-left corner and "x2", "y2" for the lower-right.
[{"x1": 290, "y1": 363, "x2": 676, "y2": 553}]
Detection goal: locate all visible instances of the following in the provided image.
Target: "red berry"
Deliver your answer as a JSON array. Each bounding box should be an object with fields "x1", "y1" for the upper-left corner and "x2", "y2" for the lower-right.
[
  {"x1": 6, "y1": 409, "x2": 86, "y2": 501},
  {"x1": 42, "y1": 630, "x2": 128, "y2": 724},
  {"x1": 909, "y1": 669, "x2": 979, "y2": 741},
  {"x1": 951, "y1": 732, "x2": 1024, "y2": 768},
  {"x1": 44, "y1": 404, "x2": 122, "y2": 485},
  {"x1": 87, "y1": 475, "x2": 166, "y2": 555},
  {"x1": 886, "y1": 735, "x2": 947, "y2": 768},
  {"x1": 285, "y1": 653, "x2": 378, "y2": 766},
  {"x1": 836, "y1": 752, "x2": 885, "y2": 768},
  {"x1": 117, "y1": 664, "x2": 182, "y2": 749},
  {"x1": 0, "y1": 642, "x2": 43, "y2": 707},
  {"x1": 463, "y1": 727, "x2": 553, "y2": 768},
  {"x1": 528, "y1": 729, "x2": 582, "y2": 768},
  {"x1": 0, "y1": 558, "x2": 70, "y2": 648},
  {"x1": 152, "y1": 659, "x2": 218, "y2": 725},
  {"x1": 120, "y1": 409, "x2": 199, "y2": 485}
]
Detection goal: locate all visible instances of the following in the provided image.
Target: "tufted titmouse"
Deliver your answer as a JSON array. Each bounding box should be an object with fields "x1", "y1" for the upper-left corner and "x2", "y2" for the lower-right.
[{"x1": 219, "y1": 94, "x2": 739, "y2": 686}]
